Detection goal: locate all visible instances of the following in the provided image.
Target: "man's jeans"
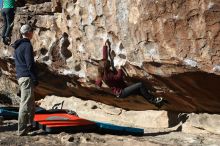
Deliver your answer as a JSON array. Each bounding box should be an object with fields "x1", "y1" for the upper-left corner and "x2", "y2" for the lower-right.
[
  {"x1": 18, "y1": 77, "x2": 35, "y2": 135},
  {"x1": 1, "y1": 8, "x2": 15, "y2": 38}
]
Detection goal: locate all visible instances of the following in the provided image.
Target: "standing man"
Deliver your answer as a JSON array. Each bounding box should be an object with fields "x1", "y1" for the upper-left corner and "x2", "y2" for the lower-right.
[
  {"x1": 1, "y1": 0, "x2": 15, "y2": 45},
  {"x1": 12, "y1": 24, "x2": 38, "y2": 136}
]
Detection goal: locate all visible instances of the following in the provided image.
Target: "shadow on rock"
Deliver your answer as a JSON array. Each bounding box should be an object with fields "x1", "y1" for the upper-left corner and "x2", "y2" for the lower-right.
[
  {"x1": 0, "y1": 122, "x2": 17, "y2": 132},
  {"x1": 0, "y1": 93, "x2": 13, "y2": 105},
  {"x1": 144, "y1": 130, "x2": 178, "y2": 136},
  {"x1": 167, "y1": 112, "x2": 189, "y2": 128}
]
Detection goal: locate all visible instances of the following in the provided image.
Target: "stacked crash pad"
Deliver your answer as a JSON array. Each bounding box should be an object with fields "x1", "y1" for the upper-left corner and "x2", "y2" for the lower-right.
[
  {"x1": 0, "y1": 107, "x2": 144, "y2": 136},
  {"x1": 33, "y1": 109, "x2": 144, "y2": 136}
]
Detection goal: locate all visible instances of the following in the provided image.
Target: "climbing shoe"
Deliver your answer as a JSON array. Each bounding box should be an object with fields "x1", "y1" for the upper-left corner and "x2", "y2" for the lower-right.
[{"x1": 150, "y1": 97, "x2": 168, "y2": 109}]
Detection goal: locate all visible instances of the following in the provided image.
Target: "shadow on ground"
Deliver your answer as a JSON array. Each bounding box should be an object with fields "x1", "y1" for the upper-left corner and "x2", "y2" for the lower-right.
[{"x1": 0, "y1": 122, "x2": 17, "y2": 132}]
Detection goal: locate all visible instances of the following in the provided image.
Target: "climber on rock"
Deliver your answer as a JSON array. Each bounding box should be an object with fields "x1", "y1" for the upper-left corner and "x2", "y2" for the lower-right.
[
  {"x1": 1, "y1": 0, "x2": 15, "y2": 45},
  {"x1": 95, "y1": 39, "x2": 167, "y2": 109}
]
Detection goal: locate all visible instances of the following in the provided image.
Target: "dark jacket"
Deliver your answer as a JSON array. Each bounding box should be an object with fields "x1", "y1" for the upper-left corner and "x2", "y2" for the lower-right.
[
  {"x1": 96, "y1": 45, "x2": 126, "y2": 96},
  {"x1": 12, "y1": 38, "x2": 38, "y2": 82}
]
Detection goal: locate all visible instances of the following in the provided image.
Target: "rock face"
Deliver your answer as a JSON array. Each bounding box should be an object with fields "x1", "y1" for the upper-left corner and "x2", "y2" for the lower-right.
[{"x1": 1, "y1": 0, "x2": 220, "y2": 113}]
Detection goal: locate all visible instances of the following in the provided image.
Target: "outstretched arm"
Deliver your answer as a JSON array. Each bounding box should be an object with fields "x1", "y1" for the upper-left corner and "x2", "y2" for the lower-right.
[
  {"x1": 106, "y1": 39, "x2": 116, "y2": 72},
  {"x1": 103, "y1": 42, "x2": 108, "y2": 60}
]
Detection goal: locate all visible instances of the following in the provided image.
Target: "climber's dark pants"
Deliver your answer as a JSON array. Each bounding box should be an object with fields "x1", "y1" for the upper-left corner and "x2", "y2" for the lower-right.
[
  {"x1": 119, "y1": 82, "x2": 154, "y2": 101},
  {"x1": 1, "y1": 8, "x2": 15, "y2": 38}
]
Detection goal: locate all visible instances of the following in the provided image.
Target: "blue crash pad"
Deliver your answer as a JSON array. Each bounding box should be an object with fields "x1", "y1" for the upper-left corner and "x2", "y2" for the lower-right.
[
  {"x1": 0, "y1": 108, "x2": 18, "y2": 120},
  {"x1": 95, "y1": 122, "x2": 144, "y2": 136},
  {"x1": 0, "y1": 107, "x2": 46, "y2": 120}
]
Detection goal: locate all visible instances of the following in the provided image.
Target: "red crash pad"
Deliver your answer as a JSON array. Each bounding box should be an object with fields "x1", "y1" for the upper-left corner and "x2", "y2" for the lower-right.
[{"x1": 34, "y1": 113, "x2": 97, "y2": 133}]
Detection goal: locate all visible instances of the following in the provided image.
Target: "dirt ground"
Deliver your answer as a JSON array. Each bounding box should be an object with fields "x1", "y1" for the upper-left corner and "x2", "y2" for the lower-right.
[{"x1": 1, "y1": 119, "x2": 220, "y2": 146}]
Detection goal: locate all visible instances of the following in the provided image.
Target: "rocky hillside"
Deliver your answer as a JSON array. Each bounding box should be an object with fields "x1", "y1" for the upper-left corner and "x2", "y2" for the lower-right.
[{"x1": 1, "y1": 0, "x2": 220, "y2": 113}]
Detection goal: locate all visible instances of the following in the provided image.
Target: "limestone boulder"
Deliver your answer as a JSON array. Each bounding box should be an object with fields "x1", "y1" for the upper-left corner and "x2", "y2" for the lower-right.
[
  {"x1": 182, "y1": 113, "x2": 220, "y2": 135},
  {"x1": 39, "y1": 95, "x2": 170, "y2": 128}
]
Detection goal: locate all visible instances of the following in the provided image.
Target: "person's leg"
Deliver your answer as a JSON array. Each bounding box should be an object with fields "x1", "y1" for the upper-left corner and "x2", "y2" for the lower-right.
[
  {"x1": 28, "y1": 82, "x2": 35, "y2": 126},
  {"x1": 120, "y1": 82, "x2": 166, "y2": 108},
  {"x1": 1, "y1": 9, "x2": 7, "y2": 38},
  {"x1": 138, "y1": 82, "x2": 166, "y2": 108},
  {"x1": 18, "y1": 77, "x2": 28, "y2": 135},
  {"x1": 119, "y1": 82, "x2": 142, "y2": 98},
  {"x1": 18, "y1": 77, "x2": 35, "y2": 136},
  {"x1": 139, "y1": 82, "x2": 155, "y2": 100},
  {"x1": 5, "y1": 8, "x2": 15, "y2": 39}
]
